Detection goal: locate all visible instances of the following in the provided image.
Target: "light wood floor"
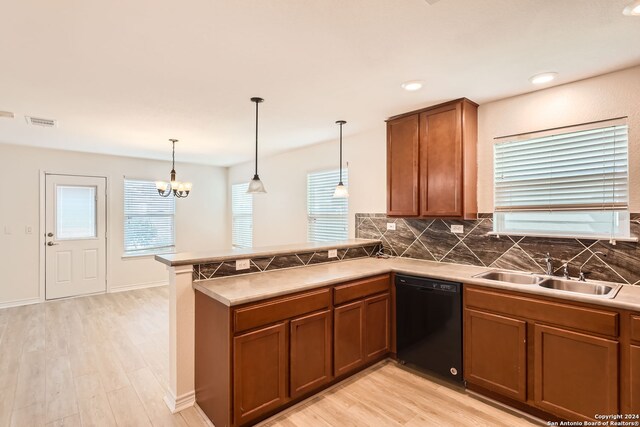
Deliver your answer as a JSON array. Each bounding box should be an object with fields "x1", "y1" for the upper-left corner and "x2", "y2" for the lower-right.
[
  {"x1": 259, "y1": 361, "x2": 541, "y2": 427},
  {"x1": 0, "y1": 286, "x2": 208, "y2": 427},
  {"x1": 1, "y1": 286, "x2": 541, "y2": 427}
]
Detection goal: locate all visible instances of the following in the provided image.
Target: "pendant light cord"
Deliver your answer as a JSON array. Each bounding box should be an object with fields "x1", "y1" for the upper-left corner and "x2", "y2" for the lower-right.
[
  {"x1": 172, "y1": 140, "x2": 176, "y2": 171},
  {"x1": 255, "y1": 100, "x2": 259, "y2": 176},
  {"x1": 339, "y1": 122, "x2": 343, "y2": 184}
]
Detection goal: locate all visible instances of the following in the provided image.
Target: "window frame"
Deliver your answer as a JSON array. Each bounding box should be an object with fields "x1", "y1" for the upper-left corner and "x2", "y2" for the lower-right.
[
  {"x1": 231, "y1": 182, "x2": 253, "y2": 249},
  {"x1": 307, "y1": 168, "x2": 349, "y2": 243},
  {"x1": 492, "y1": 121, "x2": 631, "y2": 240},
  {"x1": 123, "y1": 178, "x2": 176, "y2": 257}
]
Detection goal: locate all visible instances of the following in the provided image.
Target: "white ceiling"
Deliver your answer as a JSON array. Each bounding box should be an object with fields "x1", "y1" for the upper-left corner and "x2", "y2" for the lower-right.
[{"x1": 1, "y1": 0, "x2": 639, "y2": 166}]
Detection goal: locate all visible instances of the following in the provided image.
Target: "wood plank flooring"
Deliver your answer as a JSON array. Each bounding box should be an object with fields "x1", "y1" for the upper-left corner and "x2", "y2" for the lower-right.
[
  {"x1": 1, "y1": 286, "x2": 541, "y2": 427},
  {"x1": 0, "y1": 287, "x2": 208, "y2": 427}
]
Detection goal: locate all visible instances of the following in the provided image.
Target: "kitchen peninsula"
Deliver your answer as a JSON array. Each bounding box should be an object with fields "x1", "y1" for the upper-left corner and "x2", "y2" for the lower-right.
[{"x1": 156, "y1": 239, "x2": 640, "y2": 426}]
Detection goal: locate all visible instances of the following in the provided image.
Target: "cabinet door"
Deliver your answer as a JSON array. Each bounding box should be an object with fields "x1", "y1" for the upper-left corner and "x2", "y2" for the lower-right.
[
  {"x1": 631, "y1": 345, "x2": 640, "y2": 412},
  {"x1": 290, "y1": 310, "x2": 332, "y2": 399},
  {"x1": 534, "y1": 324, "x2": 619, "y2": 420},
  {"x1": 419, "y1": 103, "x2": 462, "y2": 216},
  {"x1": 365, "y1": 293, "x2": 390, "y2": 361},
  {"x1": 387, "y1": 114, "x2": 419, "y2": 216},
  {"x1": 464, "y1": 309, "x2": 527, "y2": 401},
  {"x1": 334, "y1": 300, "x2": 365, "y2": 377},
  {"x1": 233, "y1": 322, "x2": 287, "y2": 425}
]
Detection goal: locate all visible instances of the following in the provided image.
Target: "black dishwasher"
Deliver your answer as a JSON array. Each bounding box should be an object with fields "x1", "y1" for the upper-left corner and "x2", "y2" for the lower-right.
[{"x1": 396, "y1": 274, "x2": 463, "y2": 383}]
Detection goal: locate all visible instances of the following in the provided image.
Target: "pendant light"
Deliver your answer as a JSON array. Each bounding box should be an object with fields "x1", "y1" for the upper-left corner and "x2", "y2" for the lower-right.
[
  {"x1": 333, "y1": 120, "x2": 349, "y2": 198},
  {"x1": 247, "y1": 97, "x2": 267, "y2": 194},
  {"x1": 156, "y1": 139, "x2": 192, "y2": 198}
]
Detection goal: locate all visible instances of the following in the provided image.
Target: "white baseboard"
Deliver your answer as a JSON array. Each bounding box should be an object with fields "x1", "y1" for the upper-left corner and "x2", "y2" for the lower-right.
[
  {"x1": 194, "y1": 404, "x2": 215, "y2": 427},
  {"x1": 164, "y1": 389, "x2": 196, "y2": 414},
  {"x1": 109, "y1": 280, "x2": 168, "y2": 293},
  {"x1": 0, "y1": 297, "x2": 42, "y2": 310}
]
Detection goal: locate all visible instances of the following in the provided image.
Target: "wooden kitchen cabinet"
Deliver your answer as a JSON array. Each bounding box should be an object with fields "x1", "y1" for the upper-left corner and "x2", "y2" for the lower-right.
[
  {"x1": 387, "y1": 98, "x2": 477, "y2": 219},
  {"x1": 464, "y1": 284, "x2": 622, "y2": 422},
  {"x1": 534, "y1": 324, "x2": 619, "y2": 420},
  {"x1": 334, "y1": 300, "x2": 365, "y2": 376},
  {"x1": 386, "y1": 114, "x2": 419, "y2": 216},
  {"x1": 464, "y1": 309, "x2": 527, "y2": 402},
  {"x1": 233, "y1": 322, "x2": 288, "y2": 426},
  {"x1": 290, "y1": 309, "x2": 332, "y2": 399},
  {"x1": 631, "y1": 345, "x2": 640, "y2": 412},
  {"x1": 364, "y1": 293, "x2": 390, "y2": 361}
]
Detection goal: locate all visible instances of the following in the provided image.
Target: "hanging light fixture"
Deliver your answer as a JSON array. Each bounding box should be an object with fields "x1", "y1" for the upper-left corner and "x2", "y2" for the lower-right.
[
  {"x1": 156, "y1": 139, "x2": 192, "y2": 198},
  {"x1": 247, "y1": 97, "x2": 267, "y2": 194},
  {"x1": 333, "y1": 120, "x2": 349, "y2": 198}
]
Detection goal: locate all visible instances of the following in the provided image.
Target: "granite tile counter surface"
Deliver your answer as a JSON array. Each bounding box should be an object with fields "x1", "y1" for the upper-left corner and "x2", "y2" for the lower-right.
[
  {"x1": 193, "y1": 256, "x2": 640, "y2": 311},
  {"x1": 155, "y1": 238, "x2": 380, "y2": 267}
]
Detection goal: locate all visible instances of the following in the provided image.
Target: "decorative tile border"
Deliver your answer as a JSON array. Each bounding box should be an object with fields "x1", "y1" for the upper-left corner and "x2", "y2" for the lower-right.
[
  {"x1": 193, "y1": 244, "x2": 380, "y2": 281},
  {"x1": 356, "y1": 213, "x2": 640, "y2": 286}
]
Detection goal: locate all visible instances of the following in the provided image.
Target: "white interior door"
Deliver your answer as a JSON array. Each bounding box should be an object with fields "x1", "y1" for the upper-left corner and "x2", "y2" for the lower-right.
[{"x1": 45, "y1": 174, "x2": 107, "y2": 300}]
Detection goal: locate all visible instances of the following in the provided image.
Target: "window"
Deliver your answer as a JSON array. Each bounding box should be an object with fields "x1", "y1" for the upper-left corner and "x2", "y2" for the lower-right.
[
  {"x1": 307, "y1": 169, "x2": 348, "y2": 242},
  {"x1": 232, "y1": 183, "x2": 253, "y2": 248},
  {"x1": 493, "y1": 122, "x2": 629, "y2": 239},
  {"x1": 124, "y1": 179, "x2": 175, "y2": 255}
]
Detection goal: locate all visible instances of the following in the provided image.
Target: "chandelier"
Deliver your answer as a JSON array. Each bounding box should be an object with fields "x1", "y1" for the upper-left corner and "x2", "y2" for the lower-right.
[{"x1": 156, "y1": 139, "x2": 192, "y2": 198}]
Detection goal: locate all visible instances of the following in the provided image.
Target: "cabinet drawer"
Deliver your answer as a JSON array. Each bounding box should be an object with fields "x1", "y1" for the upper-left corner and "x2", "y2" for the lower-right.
[
  {"x1": 631, "y1": 315, "x2": 640, "y2": 343},
  {"x1": 334, "y1": 274, "x2": 390, "y2": 306},
  {"x1": 234, "y1": 288, "x2": 331, "y2": 333},
  {"x1": 465, "y1": 286, "x2": 618, "y2": 337}
]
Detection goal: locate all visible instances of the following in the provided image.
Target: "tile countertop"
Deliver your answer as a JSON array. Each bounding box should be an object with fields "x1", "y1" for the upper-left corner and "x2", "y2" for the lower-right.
[
  {"x1": 154, "y1": 238, "x2": 380, "y2": 267},
  {"x1": 193, "y1": 256, "x2": 640, "y2": 312}
]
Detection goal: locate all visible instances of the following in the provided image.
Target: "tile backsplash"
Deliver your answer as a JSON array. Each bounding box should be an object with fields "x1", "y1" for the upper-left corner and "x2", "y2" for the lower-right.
[
  {"x1": 193, "y1": 243, "x2": 380, "y2": 282},
  {"x1": 355, "y1": 213, "x2": 640, "y2": 286}
]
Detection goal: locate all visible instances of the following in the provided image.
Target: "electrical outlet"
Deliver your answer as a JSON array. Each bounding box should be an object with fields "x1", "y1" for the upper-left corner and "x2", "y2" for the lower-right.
[
  {"x1": 386, "y1": 222, "x2": 396, "y2": 231},
  {"x1": 25, "y1": 226, "x2": 33, "y2": 234},
  {"x1": 451, "y1": 225, "x2": 464, "y2": 234},
  {"x1": 236, "y1": 259, "x2": 251, "y2": 270},
  {"x1": 328, "y1": 249, "x2": 338, "y2": 258}
]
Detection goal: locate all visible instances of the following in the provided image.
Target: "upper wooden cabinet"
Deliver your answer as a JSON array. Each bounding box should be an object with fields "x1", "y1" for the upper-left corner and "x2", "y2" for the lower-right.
[{"x1": 387, "y1": 98, "x2": 478, "y2": 219}]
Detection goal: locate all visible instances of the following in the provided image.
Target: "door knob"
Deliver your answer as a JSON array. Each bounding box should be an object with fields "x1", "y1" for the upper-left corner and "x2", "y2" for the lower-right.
[
  {"x1": 47, "y1": 232, "x2": 54, "y2": 237},
  {"x1": 47, "y1": 241, "x2": 59, "y2": 246}
]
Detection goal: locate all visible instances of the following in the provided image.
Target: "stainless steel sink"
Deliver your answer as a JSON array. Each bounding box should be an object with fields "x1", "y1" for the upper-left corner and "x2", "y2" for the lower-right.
[
  {"x1": 538, "y1": 278, "x2": 621, "y2": 299},
  {"x1": 475, "y1": 270, "x2": 545, "y2": 285}
]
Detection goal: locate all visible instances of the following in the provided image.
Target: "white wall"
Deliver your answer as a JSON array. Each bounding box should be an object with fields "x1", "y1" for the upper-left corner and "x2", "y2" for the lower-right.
[
  {"x1": 228, "y1": 65, "x2": 640, "y2": 245},
  {"x1": 228, "y1": 125, "x2": 387, "y2": 247},
  {"x1": 0, "y1": 143, "x2": 228, "y2": 307},
  {"x1": 478, "y1": 65, "x2": 640, "y2": 212}
]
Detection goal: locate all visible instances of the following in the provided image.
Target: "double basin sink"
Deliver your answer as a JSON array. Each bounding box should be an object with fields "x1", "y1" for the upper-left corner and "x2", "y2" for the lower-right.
[{"x1": 475, "y1": 271, "x2": 622, "y2": 299}]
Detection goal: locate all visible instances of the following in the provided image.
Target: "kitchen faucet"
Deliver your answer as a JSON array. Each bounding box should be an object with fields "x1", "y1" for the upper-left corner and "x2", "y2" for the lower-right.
[
  {"x1": 543, "y1": 253, "x2": 553, "y2": 276},
  {"x1": 578, "y1": 251, "x2": 606, "y2": 282}
]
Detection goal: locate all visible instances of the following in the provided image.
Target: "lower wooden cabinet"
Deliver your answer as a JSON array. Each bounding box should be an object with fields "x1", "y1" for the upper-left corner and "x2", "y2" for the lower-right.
[
  {"x1": 365, "y1": 293, "x2": 390, "y2": 360},
  {"x1": 464, "y1": 309, "x2": 527, "y2": 402},
  {"x1": 631, "y1": 345, "x2": 640, "y2": 412},
  {"x1": 290, "y1": 310, "x2": 332, "y2": 399},
  {"x1": 534, "y1": 324, "x2": 619, "y2": 420},
  {"x1": 233, "y1": 322, "x2": 288, "y2": 425},
  {"x1": 334, "y1": 300, "x2": 365, "y2": 376}
]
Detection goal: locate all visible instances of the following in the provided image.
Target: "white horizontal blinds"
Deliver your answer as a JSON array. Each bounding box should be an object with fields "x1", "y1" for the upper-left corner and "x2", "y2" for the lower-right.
[
  {"x1": 124, "y1": 179, "x2": 175, "y2": 254},
  {"x1": 232, "y1": 183, "x2": 253, "y2": 248},
  {"x1": 308, "y1": 169, "x2": 348, "y2": 242},
  {"x1": 495, "y1": 125, "x2": 629, "y2": 212}
]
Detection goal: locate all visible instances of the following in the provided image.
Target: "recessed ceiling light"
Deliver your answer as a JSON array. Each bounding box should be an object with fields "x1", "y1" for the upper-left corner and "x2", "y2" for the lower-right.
[
  {"x1": 623, "y1": 0, "x2": 640, "y2": 15},
  {"x1": 401, "y1": 80, "x2": 424, "y2": 91},
  {"x1": 529, "y1": 72, "x2": 558, "y2": 85}
]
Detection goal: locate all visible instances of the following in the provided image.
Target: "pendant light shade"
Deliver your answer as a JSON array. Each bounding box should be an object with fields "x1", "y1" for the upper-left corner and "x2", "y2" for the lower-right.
[
  {"x1": 333, "y1": 120, "x2": 349, "y2": 198},
  {"x1": 247, "y1": 97, "x2": 267, "y2": 194}
]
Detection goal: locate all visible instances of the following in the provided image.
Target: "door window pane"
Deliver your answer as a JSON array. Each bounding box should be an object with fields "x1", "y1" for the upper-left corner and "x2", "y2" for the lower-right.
[{"x1": 56, "y1": 185, "x2": 97, "y2": 239}]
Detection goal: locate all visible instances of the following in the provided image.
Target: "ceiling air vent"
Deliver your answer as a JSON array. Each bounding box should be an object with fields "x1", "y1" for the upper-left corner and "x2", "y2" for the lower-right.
[{"x1": 25, "y1": 116, "x2": 57, "y2": 128}]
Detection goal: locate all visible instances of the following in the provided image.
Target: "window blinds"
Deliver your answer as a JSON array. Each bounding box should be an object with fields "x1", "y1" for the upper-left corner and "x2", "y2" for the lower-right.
[
  {"x1": 307, "y1": 169, "x2": 348, "y2": 242},
  {"x1": 232, "y1": 183, "x2": 253, "y2": 248},
  {"x1": 494, "y1": 125, "x2": 629, "y2": 212},
  {"x1": 124, "y1": 179, "x2": 175, "y2": 254}
]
